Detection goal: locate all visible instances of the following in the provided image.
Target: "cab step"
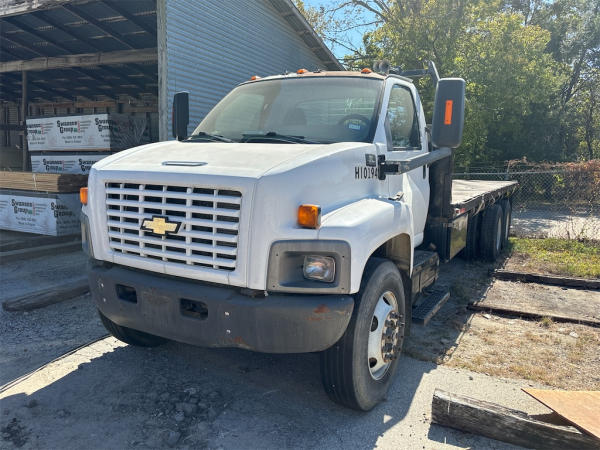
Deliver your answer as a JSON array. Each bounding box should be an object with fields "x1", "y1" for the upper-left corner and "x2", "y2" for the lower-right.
[{"x1": 412, "y1": 287, "x2": 450, "y2": 326}]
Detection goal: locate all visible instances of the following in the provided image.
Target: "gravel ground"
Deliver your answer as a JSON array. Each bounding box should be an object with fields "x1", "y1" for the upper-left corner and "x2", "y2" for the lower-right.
[
  {"x1": 0, "y1": 250, "x2": 559, "y2": 449},
  {"x1": 512, "y1": 208, "x2": 600, "y2": 240},
  {"x1": 0, "y1": 337, "x2": 549, "y2": 450},
  {"x1": 0, "y1": 251, "x2": 105, "y2": 386}
]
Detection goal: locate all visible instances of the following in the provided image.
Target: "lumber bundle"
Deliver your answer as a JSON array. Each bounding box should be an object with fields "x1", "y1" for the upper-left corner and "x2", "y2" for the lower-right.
[{"x1": 0, "y1": 171, "x2": 87, "y2": 193}]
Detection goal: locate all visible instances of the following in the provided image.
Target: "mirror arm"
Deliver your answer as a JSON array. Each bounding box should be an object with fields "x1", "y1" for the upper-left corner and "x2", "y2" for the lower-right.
[{"x1": 377, "y1": 147, "x2": 452, "y2": 180}]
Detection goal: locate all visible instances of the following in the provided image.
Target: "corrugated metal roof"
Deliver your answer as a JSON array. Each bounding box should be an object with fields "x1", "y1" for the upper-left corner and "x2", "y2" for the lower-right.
[{"x1": 0, "y1": 0, "x2": 341, "y2": 103}]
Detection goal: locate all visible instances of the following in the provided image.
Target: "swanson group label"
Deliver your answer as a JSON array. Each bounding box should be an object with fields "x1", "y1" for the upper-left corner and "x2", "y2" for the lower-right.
[
  {"x1": 26, "y1": 114, "x2": 147, "y2": 151},
  {"x1": 0, "y1": 193, "x2": 80, "y2": 236},
  {"x1": 31, "y1": 153, "x2": 110, "y2": 174}
]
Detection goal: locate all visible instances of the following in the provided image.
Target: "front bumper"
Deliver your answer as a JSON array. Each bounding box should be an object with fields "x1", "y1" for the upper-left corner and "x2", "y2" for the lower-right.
[{"x1": 89, "y1": 263, "x2": 354, "y2": 353}]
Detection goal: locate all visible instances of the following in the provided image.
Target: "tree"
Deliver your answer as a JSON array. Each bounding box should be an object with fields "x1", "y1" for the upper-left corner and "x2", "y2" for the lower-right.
[{"x1": 295, "y1": 0, "x2": 600, "y2": 164}]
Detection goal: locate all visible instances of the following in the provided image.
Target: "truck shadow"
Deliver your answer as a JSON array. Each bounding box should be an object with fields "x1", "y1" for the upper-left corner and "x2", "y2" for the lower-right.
[
  {"x1": 1, "y1": 257, "x2": 509, "y2": 449},
  {"x1": 0, "y1": 335, "x2": 436, "y2": 449}
]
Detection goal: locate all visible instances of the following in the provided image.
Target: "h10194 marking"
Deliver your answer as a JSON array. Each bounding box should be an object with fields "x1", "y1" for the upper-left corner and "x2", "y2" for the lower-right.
[{"x1": 355, "y1": 166, "x2": 379, "y2": 179}]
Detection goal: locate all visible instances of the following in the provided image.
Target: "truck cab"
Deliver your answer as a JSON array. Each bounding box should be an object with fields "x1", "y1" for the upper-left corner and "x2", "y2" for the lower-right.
[{"x1": 81, "y1": 67, "x2": 515, "y2": 410}]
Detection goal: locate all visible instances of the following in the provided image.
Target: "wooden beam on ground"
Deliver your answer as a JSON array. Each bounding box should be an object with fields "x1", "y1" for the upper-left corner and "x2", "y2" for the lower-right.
[
  {"x1": 467, "y1": 303, "x2": 600, "y2": 327},
  {"x1": 491, "y1": 269, "x2": 600, "y2": 290},
  {"x1": 0, "y1": 48, "x2": 157, "y2": 73},
  {"x1": 0, "y1": 240, "x2": 82, "y2": 264},
  {"x1": 2, "y1": 278, "x2": 89, "y2": 312},
  {"x1": 431, "y1": 389, "x2": 600, "y2": 450}
]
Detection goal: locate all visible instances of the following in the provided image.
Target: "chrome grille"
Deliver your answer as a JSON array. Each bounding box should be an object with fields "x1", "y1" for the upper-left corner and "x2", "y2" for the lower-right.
[{"x1": 105, "y1": 182, "x2": 241, "y2": 271}]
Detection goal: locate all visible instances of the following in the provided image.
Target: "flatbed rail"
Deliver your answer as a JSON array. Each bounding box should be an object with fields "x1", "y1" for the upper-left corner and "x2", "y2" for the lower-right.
[{"x1": 451, "y1": 179, "x2": 518, "y2": 216}]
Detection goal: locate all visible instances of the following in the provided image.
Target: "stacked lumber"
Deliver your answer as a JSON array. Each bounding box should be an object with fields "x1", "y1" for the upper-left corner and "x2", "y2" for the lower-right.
[{"x1": 0, "y1": 171, "x2": 87, "y2": 193}]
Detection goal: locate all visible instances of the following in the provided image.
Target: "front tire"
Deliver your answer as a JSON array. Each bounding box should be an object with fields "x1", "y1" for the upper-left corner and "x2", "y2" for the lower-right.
[
  {"x1": 320, "y1": 258, "x2": 406, "y2": 411},
  {"x1": 99, "y1": 310, "x2": 167, "y2": 347}
]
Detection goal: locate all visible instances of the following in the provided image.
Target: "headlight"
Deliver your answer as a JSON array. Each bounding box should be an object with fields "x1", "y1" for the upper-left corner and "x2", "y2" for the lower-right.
[{"x1": 303, "y1": 255, "x2": 335, "y2": 282}]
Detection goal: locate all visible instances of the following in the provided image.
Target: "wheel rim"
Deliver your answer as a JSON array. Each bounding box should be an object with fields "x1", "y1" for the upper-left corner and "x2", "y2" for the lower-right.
[
  {"x1": 495, "y1": 215, "x2": 502, "y2": 251},
  {"x1": 367, "y1": 291, "x2": 401, "y2": 381}
]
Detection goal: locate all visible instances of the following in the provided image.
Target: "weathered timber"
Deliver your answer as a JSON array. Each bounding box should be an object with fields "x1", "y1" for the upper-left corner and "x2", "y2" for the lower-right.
[
  {"x1": 0, "y1": 241, "x2": 81, "y2": 264},
  {"x1": 2, "y1": 278, "x2": 89, "y2": 312},
  {"x1": 0, "y1": 48, "x2": 157, "y2": 74},
  {"x1": 0, "y1": 233, "x2": 78, "y2": 252},
  {"x1": 431, "y1": 389, "x2": 600, "y2": 449},
  {"x1": 467, "y1": 303, "x2": 600, "y2": 327},
  {"x1": 491, "y1": 269, "x2": 600, "y2": 290}
]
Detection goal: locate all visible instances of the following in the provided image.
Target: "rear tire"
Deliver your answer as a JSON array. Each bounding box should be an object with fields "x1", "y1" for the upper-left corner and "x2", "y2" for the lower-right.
[
  {"x1": 480, "y1": 204, "x2": 503, "y2": 262},
  {"x1": 461, "y1": 213, "x2": 480, "y2": 261},
  {"x1": 500, "y1": 199, "x2": 512, "y2": 248},
  {"x1": 320, "y1": 258, "x2": 406, "y2": 411},
  {"x1": 99, "y1": 310, "x2": 167, "y2": 347}
]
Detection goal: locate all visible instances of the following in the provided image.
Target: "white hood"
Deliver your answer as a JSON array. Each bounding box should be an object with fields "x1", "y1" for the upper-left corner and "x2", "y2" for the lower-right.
[{"x1": 92, "y1": 140, "x2": 356, "y2": 179}]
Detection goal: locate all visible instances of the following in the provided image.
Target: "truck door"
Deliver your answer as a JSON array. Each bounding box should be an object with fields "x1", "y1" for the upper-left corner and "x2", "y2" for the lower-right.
[{"x1": 384, "y1": 82, "x2": 430, "y2": 246}]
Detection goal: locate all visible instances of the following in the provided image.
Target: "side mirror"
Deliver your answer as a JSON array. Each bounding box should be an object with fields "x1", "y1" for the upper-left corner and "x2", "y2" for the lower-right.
[
  {"x1": 431, "y1": 78, "x2": 465, "y2": 148},
  {"x1": 172, "y1": 91, "x2": 189, "y2": 141}
]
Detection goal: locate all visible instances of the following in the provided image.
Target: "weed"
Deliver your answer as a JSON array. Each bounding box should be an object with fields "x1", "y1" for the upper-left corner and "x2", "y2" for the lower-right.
[
  {"x1": 539, "y1": 316, "x2": 553, "y2": 328},
  {"x1": 509, "y1": 237, "x2": 600, "y2": 278}
]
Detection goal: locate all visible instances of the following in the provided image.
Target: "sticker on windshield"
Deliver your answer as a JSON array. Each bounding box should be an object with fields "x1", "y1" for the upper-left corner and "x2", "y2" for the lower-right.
[
  {"x1": 348, "y1": 123, "x2": 361, "y2": 130},
  {"x1": 355, "y1": 166, "x2": 379, "y2": 180}
]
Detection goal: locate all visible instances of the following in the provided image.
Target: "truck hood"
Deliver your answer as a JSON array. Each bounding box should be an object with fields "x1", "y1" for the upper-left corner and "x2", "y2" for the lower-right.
[{"x1": 93, "y1": 140, "x2": 363, "y2": 179}]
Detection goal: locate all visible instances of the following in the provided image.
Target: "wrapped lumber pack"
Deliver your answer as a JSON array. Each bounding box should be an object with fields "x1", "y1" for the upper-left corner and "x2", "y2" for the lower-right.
[
  {"x1": 0, "y1": 172, "x2": 87, "y2": 236},
  {"x1": 27, "y1": 113, "x2": 147, "y2": 174}
]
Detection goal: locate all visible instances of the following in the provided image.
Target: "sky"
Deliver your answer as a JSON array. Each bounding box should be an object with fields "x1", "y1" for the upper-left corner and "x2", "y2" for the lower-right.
[{"x1": 302, "y1": 0, "x2": 377, "y2": 60}]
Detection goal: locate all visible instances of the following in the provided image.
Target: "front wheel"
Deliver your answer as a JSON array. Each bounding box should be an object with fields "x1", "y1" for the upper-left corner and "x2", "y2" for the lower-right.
[{"x1": 320, "y1": 258, "x2": 406, "y2": 411}]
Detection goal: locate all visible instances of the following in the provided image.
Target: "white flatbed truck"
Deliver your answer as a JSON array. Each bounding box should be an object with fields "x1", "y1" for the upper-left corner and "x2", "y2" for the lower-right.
[{"x1": 81, "y1": 63, "x2": 517, "y2": 410}]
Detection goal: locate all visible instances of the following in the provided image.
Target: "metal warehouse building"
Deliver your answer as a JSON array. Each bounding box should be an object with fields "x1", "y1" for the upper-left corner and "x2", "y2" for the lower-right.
[{"x1": 0, "y1": 0, "x2": 342, "y2": 170}]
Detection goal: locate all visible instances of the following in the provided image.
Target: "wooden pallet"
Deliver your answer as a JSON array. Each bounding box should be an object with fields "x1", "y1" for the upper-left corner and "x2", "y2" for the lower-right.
[{"x1": 0, "y1": 171, "x2": 87, "y2": 192}]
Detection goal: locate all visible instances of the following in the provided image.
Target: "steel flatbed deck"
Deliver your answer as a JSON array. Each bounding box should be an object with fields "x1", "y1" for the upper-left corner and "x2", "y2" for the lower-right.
[{"x1": 451, "y1": 179, "x2": 518, "y2": 216}]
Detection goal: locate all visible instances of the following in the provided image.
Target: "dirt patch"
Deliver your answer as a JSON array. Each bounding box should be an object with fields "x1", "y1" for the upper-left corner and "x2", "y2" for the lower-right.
[{"x1": 405, "y1": 258, "x2": 600, "y2": 390}]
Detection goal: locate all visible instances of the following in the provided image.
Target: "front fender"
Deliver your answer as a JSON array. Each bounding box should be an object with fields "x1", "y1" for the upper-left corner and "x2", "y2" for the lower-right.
[{"x1": 318, "y1": 198, "x2": 413, "y2": 293}]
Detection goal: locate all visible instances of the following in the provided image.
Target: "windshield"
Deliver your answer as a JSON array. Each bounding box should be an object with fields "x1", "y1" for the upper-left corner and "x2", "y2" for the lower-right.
[{"x1": 191, "y1": 77, "x2": 383, "y2": 144}]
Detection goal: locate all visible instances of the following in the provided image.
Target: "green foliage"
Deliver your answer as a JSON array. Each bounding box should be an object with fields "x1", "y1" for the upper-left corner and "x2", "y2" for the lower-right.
[
  {"x1": 298, "y1": 0, "x2": 600, "y2": 165},
  {"x1": 510, "y1": 237, "x2": 600, "y2": 278}
]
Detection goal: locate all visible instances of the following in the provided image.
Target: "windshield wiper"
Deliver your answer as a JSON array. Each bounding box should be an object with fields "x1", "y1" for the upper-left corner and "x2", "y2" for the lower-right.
[
  {"x1": 242, "y1": 131, "x2": 320, "y2": 144},
  {"x1": 186, "y1": 132, "x2": 233, "y2": 143}
]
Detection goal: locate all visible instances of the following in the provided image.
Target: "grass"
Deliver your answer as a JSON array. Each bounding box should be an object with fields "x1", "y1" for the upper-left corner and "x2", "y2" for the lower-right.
[{"x1": 507, "y1": 237, "x2": 600, "y2": 278}]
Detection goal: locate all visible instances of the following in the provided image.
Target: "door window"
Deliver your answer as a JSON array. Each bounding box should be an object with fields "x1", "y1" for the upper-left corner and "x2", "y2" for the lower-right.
[{"x1": 386, "y1": 85, "x2": 420, "y2": 149}]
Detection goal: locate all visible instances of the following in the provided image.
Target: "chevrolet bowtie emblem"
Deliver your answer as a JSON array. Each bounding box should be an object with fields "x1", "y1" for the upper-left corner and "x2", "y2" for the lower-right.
[{"x1": 141, "y1": 216, "x2": 181, "y2": 236}]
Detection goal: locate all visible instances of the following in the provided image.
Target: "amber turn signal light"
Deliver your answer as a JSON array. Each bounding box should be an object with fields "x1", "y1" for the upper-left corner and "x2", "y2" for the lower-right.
[
  {"x1": 80, "y1": 187, "x2": 88, "y2": 205},
  {"x1": 297, "y1": 68, "x2": 308, "y2": 74},
  {"x1": 361, "y1": 68, "x2": 372, "y2": 74},
  {"x1": 298, "y1": 204, "x2": 321, "y2": 229}
]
